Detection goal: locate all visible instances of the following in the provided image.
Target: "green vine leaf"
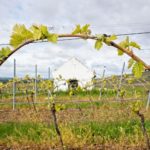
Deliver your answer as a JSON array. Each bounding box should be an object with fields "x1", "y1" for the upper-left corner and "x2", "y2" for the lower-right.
[
  {"x1": 129, "y1": 41, "x2": 141, "y2": 49},
  {"x1": 40, "y1": 25, "x2": 49, "y2": 37},
  {"x1": 119, "y1": 41, "x2": 128, "y2": 48},
  {"x1": 118, "y1": 49, "x2": 124, "y2": 56},
  {"x1": 95, "y1": 40, "x2": 103, "y2": 50},
  {"x1": 81, "y1": 24, "x2": 91, "y2": 35},
  {"x1": 55, "y1": 104, "x2": 66, "y2": 112},
  {"x1": 117, "y1": 37, "x2": 129, "y2": 55},
  {"x1": 117, "y1": 37, "x2": 141, "y2": 57},
  {"x1": 30, "y1": 25, "x2": 49, "y2": 40},
  {"x1": 0, "y1": 82, "x2": 3, "y2": 89},
  {"x1": 106, "y1": 34, "x2": 117, "y2": 42},
  {"x1": 128, "y1": 58, "x2": 135, "y2": 69},
  {"x1": 130, "y1": 100, "x2": 142, "y2": 113},
  {"x1": 96, "y1": 34, "x2": 105, "y2": 41},
  {"x1": 0, "y1": 47, "x2": 11, "y2": 61},
  {"x1": 132, "y1": 62, "x2": 144, "y2": 78},
  {"x1": 72, "y1": 24, "x2": 91, "y2": 35},
  {"x1": 30, "y1": 25, "x2": 42, "y2": 40},
  {"x1": 72, "y1": 25, "x2": 81, "y2": 34},
  {"x1": 10, "y1": 24, "x2": 33, "y2": 48},
  {"x1": 48, "y1": 34, "x2": 58, "y2": 43}
]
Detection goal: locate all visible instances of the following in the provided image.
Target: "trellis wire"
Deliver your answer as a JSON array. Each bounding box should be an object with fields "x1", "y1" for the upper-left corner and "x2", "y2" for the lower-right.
[{"x1": 0, "y1": 59, "x2": 149, "y2": 111}]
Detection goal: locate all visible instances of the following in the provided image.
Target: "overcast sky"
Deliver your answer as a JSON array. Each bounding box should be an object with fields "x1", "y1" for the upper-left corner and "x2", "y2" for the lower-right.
[{"x1": 0, "y1": 0, "x2": 150, "y2": 78}]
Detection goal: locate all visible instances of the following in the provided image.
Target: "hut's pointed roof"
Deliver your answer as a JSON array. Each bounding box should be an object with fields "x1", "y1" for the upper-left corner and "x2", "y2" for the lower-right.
[{"x1": 53, "y1": 57, "x2": 94, "y2": 80}]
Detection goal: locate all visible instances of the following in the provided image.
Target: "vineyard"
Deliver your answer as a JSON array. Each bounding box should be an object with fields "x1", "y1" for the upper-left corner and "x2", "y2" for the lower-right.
[
  {"x1": 0, "y1": 23, "x2": 150, "y2": 150},
  {"x1": 0, "y1": 70, "x2": 150, "y2": 149},
  {"x1": 0, "y1": 71, "x2": 150, "y2": 108}
]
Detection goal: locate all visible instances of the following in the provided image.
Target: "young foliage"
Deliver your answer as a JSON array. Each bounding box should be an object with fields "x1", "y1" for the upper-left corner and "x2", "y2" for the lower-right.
[
  {"x1": 72, "y1": 24, "x2": 91, "y2": 35},
  {"x1": 30, "y1": 25, "x2": 50, "y2": 40},
  {"x1": 30, "y1": 25, "x2": 42, "y2": 40},
  {"x1": 118, "y1": 49, "x2": 124, "y2": 56},
  {"x1": 0, "y1": 23, "x2": 147, "y2": 79},
  {"x1": 10, "y1": 24, "x2": 33, "y2": 48},
  {"x1": 130, "y1": 100, "x2": 142, "y2": 113},
  {"x1": 132, "y1": 62, "x2": 144, "y2": 78},
  {"x1": 117, "y1": 37, "x2": 141, "y2": 56},
  {"x1": 107, "y1": 34, "x2": 117, "y2": 41},
  {"x1": 55, "y1": 104, "x2": 66, "y2": 112},
  {"x1": 47, "y1": 34, "x2": 58, "y2": 43},
  {"x1": 40, "y1": 25, "x2": 49, "y2": 37},
  {"x1": 0, "y1": 47, "x2": 11, "y2": 60},
  {"x1": 129, "y1": 41, "x2": 141, "y2": 49},
  {"x1": 128, "y1": 58, "x2": 135, "y2": 69},
  {"x1": 117, "y1": 37, "x2": 129, "y2": 56},
  {"x1": 95, "y1": 40, "x2": 103, "y2": 50},
  {"x1": 72, "y1": 25, "x2": 81, "y2": 34},
  {"x1": 95, "y1": 34, "x2": 117, "y2": 50},
  {"x1": 94, "y1": 34, "x2": 105, "y2": 50},
  {"x1": 0, "y1": 82, "x2": 3, "y2": 89},
  {"x1": 81, "y1": 24, "x2": 91, "y2": 34},
  {"x1": 105, "y1": 34, "x2": 117, "y2": 45}
]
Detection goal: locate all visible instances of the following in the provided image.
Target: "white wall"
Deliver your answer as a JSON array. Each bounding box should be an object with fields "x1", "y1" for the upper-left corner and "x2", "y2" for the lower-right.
[{"x1": 53, "y1": 58, "x2": 94, "y2": 91}]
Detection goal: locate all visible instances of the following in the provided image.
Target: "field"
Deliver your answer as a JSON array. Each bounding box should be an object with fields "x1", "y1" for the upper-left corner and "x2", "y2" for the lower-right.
[
  {"x1": 0, "y1": 100, "x2": 150, "y2": 149},
  {"x1": 0, "y1": 73, "x2": 150, "y2": 150}
]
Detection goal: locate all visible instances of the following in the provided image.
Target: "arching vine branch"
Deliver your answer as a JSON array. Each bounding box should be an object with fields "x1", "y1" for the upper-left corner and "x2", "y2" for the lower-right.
[{"x1": 0, "y1": 24, "x2": 149, "y2": 78}]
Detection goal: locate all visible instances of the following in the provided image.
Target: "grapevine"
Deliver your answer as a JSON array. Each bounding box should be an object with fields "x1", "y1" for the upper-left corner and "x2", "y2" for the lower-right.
[{"x1": 0, "y1": 24, "x2": 149, "y2": 78}]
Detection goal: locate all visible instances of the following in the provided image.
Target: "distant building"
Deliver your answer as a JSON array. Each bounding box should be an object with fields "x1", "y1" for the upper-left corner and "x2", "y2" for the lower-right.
[{"x1": 53, "y1": 58, "x2": 94, "y2": 91}]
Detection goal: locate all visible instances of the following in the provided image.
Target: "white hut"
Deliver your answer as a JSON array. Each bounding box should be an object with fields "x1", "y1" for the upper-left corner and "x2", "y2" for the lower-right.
[{"x1": 53, "y1": 58, "x2": 94, "y2": 91}]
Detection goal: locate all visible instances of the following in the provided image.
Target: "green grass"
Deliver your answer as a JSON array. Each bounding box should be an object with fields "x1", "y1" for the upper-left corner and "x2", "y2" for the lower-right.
[
  {"x1": 0, "y1": 122, "x2": 56, "y2": 142},
  {"x1": 64, "y1": 101, "x2": 104, "y2": 109},
  {"x1": 71, "y1": 120, "x2": 141, "y2": 140},
  {"x1": 0, "y1": 119, "x2": 149, "y2": 143},
  {"x1": 0, "y1": 86, "x2": 146, "y2": 99}
]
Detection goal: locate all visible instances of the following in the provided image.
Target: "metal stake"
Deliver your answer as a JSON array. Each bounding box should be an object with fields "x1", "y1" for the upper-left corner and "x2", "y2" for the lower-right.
[
  {"x1": 99, "y1": 66, "x2": 106, "y2": 98},
  {"x1": 13, "y1": 59, "x2": 16, "y2": 110},
  {"x1": 116, "y1": 62, "x2": 125, "y2": 100},
  {"x1": 34, "y1": 64, "x2": 37, "y2": 102}
]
